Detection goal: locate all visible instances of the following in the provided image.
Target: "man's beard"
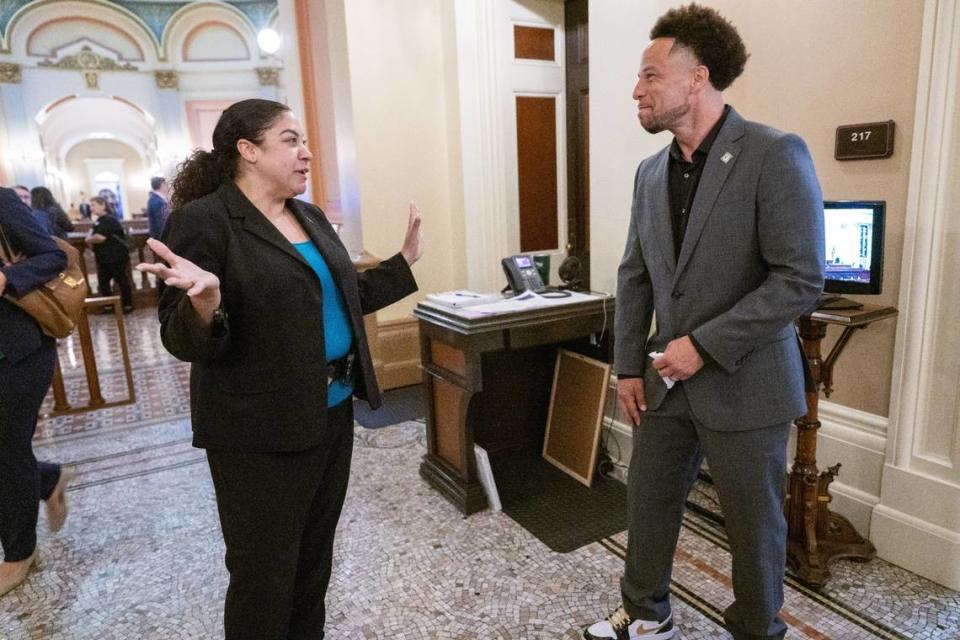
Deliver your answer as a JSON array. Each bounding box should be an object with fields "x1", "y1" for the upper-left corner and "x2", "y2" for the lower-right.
[{"x1": 640, "y1": 103, "x2": 690, "y2": 134}]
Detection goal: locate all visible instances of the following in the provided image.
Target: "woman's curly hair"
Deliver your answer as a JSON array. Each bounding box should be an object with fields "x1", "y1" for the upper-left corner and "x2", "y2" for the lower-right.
[
  {"x1": 650, "y1": 3, "x2": 749, "y2": 91},
  {"x1": 171, "y1": 99, "x2": 290, "y2": 211}
]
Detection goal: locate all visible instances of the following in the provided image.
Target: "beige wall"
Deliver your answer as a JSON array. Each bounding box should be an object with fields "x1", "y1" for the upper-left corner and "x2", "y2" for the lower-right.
[
  {"x1": 64, "y1": 139, "x2": 148, "y2": 218},
  {"x1": 340, "y1": 0, "x2": 463, "y2": 321},
  {"x1": 591, "y1": 0, "x2": 925, "y2": 416}
]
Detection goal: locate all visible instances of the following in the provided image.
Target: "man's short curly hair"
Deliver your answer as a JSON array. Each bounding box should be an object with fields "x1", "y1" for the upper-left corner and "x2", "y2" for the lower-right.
[{"x1": 650, "y1": 4, "x2": 749, "y2": 91}]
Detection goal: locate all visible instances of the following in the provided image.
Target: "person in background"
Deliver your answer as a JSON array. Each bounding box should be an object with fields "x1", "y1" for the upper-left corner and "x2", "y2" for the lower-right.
[
  {"x1": 584, "y1": 5, "x2": 823, "y2": 640},
  {"x1": 137, "y1": 98, "x2": 422, "y2": 640},
  {"x1": 30, "y1": 187, "x2": 73, "y2": 240},
  {"x1": 86, "y1": 195, "x2": 133, "y2": 313},
  {"x1": 11, "y1": 186, "x2": 31, "y2": 209},
  {"x1": 10, "y1": 185, "x2": 51, "y2": 235},
  {"x1": 77, "y1": 191, "x2": 91, "y2": 219},
  {"x1": 0, "y1": 187, "x2": 74, "y2": 598},
  {"x1": 146, "y1": 176, "x2": 170, "y2": 240},
  {"x1": 67, "y1": 202, "x2": 81, "y2": 221},
  {"x1": 98, "y1": 188, "x2": 122, "y2": 220}
]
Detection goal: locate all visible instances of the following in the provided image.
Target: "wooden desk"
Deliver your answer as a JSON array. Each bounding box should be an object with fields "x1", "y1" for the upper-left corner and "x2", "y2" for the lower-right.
[
  {"x1": 786, "y1": 303, "x2": 898, "y2": 587},
  {"x1": 46, "y1": 296, "x2": 136, "y2": 417},
  {"x1": 414, "y1": 294, "x2": 614, "y2": 514}
]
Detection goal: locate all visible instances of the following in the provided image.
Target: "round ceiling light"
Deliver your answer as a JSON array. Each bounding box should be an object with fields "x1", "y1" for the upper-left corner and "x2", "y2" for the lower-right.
[{"x1": 257, "y1": 28, "x2": 281, "y2": 54}]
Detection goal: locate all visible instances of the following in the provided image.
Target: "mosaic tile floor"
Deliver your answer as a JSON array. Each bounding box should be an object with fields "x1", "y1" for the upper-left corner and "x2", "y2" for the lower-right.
[{"x1": 1, "y1": 310, "x2": 956, "y2": 639}]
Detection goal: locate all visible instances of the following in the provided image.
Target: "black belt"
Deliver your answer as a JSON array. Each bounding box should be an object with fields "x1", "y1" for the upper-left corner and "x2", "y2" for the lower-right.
[{"x1": 326, "y1": 352, "x2": 356, "y2": 387}]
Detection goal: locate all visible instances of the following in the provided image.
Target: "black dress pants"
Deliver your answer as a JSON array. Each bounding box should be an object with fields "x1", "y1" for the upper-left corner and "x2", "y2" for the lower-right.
[
  {"x1": 206, "y1": 398, "x2": 354, "y2": 640},
  {"x1": 96, "y1": 260, "x2": 133, "y2": 309},
  {"x1": 0, "y1": 339, "x2": 62, "y2": 562}
]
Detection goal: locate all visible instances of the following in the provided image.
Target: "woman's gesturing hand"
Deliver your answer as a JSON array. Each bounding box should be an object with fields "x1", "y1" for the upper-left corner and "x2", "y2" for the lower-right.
[
  {"x1": 136, "y1": 238, "x2": 221, "y2": 325},
  {"x1": 400, "y1": 202, "x2": 423, "y2": 267}
]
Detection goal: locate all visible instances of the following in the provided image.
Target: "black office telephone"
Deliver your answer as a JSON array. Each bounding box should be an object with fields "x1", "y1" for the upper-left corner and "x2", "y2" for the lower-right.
[{"x1": 501, "y1": 254, "x2": 546, "y2": 293}]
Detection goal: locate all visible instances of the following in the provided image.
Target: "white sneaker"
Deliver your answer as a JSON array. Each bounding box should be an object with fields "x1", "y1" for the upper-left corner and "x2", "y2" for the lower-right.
[{"x1": 583, "y1": 606, "x2": 675, "y2": 640}]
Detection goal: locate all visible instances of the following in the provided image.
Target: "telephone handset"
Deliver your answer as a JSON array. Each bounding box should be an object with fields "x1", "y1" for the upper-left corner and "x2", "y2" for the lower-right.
[{"x1": 501, "y1": 254, "x2": 546, "y2": 294}]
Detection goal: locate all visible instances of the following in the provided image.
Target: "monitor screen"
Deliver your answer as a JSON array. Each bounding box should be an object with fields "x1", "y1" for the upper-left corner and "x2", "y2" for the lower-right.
[{"x1": 823, "y1": 200, "x2": 885, "y2": 295}]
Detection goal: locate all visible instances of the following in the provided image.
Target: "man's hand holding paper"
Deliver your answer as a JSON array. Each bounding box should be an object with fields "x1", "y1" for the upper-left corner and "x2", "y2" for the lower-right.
[{"x1": 650, "y1": 335, "x2": 705, "y2": 386}]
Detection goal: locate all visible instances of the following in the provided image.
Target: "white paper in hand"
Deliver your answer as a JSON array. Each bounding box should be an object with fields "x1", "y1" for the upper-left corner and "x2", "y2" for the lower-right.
[{"x1": 648, "y1": 351, "x2": 676, "y2": 389}]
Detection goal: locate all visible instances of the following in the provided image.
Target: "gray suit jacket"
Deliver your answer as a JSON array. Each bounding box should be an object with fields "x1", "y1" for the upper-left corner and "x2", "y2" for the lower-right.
[{"x1": 614, "y1": 107, "x2": 825, "y2": 431}]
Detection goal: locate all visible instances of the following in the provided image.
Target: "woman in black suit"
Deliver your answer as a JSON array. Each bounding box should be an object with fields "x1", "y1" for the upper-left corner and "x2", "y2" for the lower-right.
[
  {"x1": 0, "y1": 188, "x2": 74, "y2": 597},
  {"x1": 137, "y1": 99, "x2": 421, "y2": 640}
]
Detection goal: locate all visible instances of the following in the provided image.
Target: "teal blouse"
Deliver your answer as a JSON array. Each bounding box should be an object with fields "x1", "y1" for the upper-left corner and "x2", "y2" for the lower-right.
[{"x1": 293, "y1": 241, "x2": 355, "y2": 407}]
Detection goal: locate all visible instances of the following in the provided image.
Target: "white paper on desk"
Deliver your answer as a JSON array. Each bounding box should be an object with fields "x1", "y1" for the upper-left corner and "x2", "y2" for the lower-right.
[
  {"x1": 648, "y1": 351, "x2": 676, "y2": 389},
  {"x1": 463, "y1": 290, "x2": 600, "y2": 315},
  {"x1": 425, "y1": 290, "x2": 502, "y2": 308}
]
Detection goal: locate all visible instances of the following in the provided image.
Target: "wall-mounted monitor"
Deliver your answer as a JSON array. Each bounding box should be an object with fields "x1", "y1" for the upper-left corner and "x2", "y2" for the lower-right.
[{"x1": 823, "y1": 200, "x2": 885, "y2": 297}]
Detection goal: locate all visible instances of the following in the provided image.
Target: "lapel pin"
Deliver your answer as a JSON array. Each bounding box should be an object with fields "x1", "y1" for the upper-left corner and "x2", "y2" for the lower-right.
[{"x1": 720, "y1": 151, "x2": 733, "y2": 164}]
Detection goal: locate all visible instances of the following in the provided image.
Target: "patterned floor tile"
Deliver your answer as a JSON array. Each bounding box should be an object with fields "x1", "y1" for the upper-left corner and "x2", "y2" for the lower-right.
[{"x1": 0, "y1": 310, "x2": 955, "y2": 640}]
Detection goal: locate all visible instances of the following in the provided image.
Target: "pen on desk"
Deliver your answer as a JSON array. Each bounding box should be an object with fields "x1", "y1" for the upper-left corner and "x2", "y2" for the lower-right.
[{"x1": 454, "y1": 292, "x2": 480, "y2": 297}]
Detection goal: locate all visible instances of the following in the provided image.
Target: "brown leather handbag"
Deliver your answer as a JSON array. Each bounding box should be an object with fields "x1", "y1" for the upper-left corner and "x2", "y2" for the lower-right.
[{"x1": 0, "y1": 224, "x2": 88, "y2": 338}]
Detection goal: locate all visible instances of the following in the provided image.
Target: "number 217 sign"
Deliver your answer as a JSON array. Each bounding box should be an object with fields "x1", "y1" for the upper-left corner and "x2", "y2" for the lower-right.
[{"x1": 835, "y1": 121, "x2": 895, "y2": 160}]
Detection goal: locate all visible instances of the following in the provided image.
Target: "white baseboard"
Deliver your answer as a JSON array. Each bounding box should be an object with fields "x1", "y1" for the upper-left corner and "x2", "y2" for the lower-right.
[
  {"x1": 871, "y1": 463, "x2": 960, "y2": 589},
  {"x1": 871, "y1": 501, "x2": 960, "y2": 590},
  {"x1": 811, "y1": 401, "x2": 887, "y2": 534}
]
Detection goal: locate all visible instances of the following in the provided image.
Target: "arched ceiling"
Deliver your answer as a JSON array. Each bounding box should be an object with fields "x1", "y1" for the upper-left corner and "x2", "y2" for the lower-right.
[{"x1": 38, "y1": 95, "x2": 158, "y2": 165}]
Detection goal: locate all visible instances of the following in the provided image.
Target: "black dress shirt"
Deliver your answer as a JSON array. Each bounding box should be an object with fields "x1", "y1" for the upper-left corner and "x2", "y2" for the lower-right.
[{"x1": 667, "y1": 105, "x2": 730, "y2": 258}]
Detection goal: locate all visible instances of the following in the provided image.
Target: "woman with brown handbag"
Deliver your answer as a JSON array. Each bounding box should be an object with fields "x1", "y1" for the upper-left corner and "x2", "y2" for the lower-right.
[{"x1": 0, "y1": 187, "x2": 75, "y2": 597}]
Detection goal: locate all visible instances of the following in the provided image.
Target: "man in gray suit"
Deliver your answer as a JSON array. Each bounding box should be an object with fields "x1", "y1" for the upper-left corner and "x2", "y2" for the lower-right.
[{"x1": 584, "y1": 5, "x2": 824, "y2": 640}]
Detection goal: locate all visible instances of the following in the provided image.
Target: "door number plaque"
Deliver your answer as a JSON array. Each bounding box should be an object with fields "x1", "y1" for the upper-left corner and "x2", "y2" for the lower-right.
[{"x1": 835, "y1": 121, "x2": 895, "y2": 160}]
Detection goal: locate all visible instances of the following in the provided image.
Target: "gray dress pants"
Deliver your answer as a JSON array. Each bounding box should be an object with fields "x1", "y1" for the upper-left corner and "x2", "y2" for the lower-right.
[{"x1": 620, "y1": 383, "x2": 791, "y2": 640}]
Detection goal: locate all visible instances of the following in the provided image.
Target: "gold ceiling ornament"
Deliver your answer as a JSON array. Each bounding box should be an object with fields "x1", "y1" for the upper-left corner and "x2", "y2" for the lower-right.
[
  {"x1": 39, "y1": 46, "x2": 138, "y2": 72},
  {"x1": 255, "y1": 66, "x2": 279, "y2": 86},
  {"x1": 0, "y1": 62, "x2": 22, "y2": 84},
  {"x1": 84, "y1": 70, "x2": 100, "y2": 90},
  {"x1": 155, "y1": 70, "x2": 179, "y2": 89}
]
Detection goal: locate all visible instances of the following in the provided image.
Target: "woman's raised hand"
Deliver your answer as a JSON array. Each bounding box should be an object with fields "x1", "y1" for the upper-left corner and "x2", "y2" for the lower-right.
[
  {"x1": 136, "y1": 238, "x2": 221, "y2": 324},
  {"x1": 400, "y1": 202, "x2": 423, "y2": 267}
]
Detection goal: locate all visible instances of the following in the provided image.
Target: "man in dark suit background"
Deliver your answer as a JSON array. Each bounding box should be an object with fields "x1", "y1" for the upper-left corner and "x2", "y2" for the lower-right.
[
  {"x1": 146, "y1": 176, "x2": 170, "y2": 240},
  {"x1": 584, "y1": 5, "x2": 824, "y2": 640},
  {"x1": 77, "y1": 191, "x2": 91, "y2": 219}
]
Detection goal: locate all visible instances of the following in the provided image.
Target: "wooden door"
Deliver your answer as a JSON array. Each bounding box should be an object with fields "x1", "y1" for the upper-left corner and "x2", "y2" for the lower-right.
[{"x1": 564, "y1": 0, "x2": 589, "y2": 289}]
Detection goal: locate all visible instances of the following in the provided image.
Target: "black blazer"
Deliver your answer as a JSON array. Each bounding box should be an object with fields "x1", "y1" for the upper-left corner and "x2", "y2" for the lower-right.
[
  {"x1": 158, "y1": 182, "x2": 418, "y2": 452},
  {"x1": 0, "y1": 187, "x2": 67, "y2": 364}
]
